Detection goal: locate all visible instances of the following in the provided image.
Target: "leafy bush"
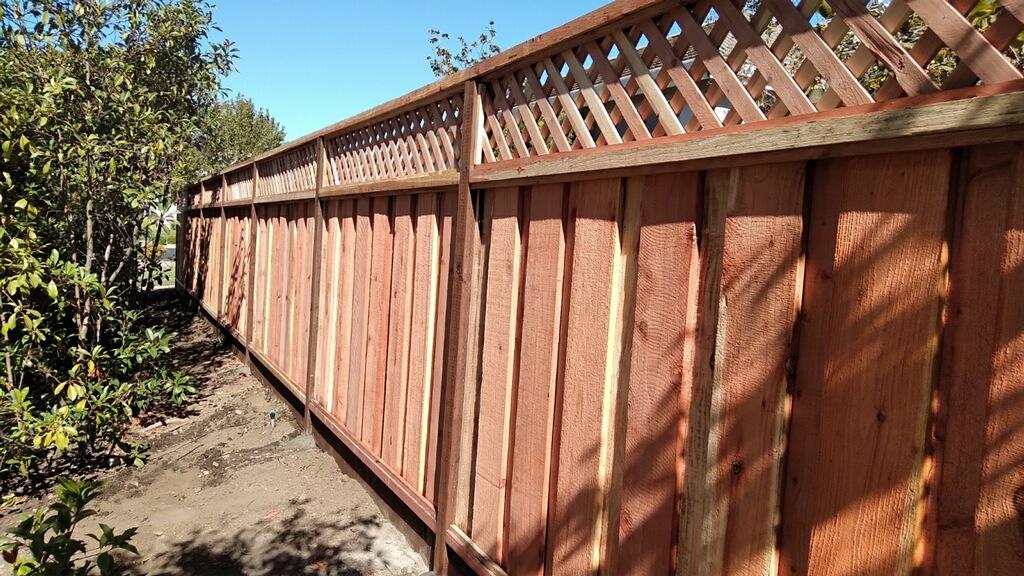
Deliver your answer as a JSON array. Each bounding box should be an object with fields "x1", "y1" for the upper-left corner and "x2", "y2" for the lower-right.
[
  {"x1": 0, "y1": 0, "x2": 232, "y2": 481},
  {"x1": 0, "y1": 477, "x2": 137, "y2": 575}
]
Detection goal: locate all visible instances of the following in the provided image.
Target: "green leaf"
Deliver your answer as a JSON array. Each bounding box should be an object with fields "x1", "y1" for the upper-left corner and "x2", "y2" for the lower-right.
[
  {"x1": 47, "y1": 280, "x2": 57, "y2": 299},
  {"x1": 13, "y1": 199, "x2": 27, "y2": 210},
  {"x1": 96, "y1": 552, "x2": 113, "y2": 574}
]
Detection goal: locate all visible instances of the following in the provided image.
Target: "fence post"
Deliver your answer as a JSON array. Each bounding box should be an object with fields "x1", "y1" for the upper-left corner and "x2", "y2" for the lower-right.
[
  {"x1": 244, "y1": 163, "x2": 260, "y2": 369},
  {"x1": 175, "y1": 189, "x2": 184, "y2": 292},
  {"x1": 217, "y1": 174, "x2": 228, "y2": 320},
  {"x1": 303, "y1": 138, "x2": 327, "y2": 432},
  {"x1": 433, "y1": 80, "x2": 484, "y2": 574}
]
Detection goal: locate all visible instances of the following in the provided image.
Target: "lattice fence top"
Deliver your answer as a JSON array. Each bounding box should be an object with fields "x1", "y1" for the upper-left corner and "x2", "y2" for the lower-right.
[
  {"x1": 322, "y1": 93, "x2": 463, "y2": 187},
  {"x1": 226, "y1": 166, "x2": 254, "y2": 201},
  {"x1": 476, "y1": 0, "x2": 1024, "y2": 163},
  {"x1": 256, "y1": 143, "x2": 318, "y2": 197}
]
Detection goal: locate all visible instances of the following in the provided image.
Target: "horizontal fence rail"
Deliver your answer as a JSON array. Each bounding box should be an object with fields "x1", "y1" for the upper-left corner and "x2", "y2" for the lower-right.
[{"x1": 178, "y1": 1, "x2": 1024, "y2": 574}]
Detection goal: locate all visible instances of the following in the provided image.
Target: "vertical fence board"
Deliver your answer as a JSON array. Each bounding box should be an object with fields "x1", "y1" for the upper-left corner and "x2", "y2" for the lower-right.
[
  {"x1": 345, "y1": 199, "x2": 373, "y2": 428},
  {"x1": 717, "y1": 162, "x2": 805, "y2": 576},
  {"x1": 315, "y1": 201, "x2": 337, "y2": 407},
  {"x1": 268, "y1": 206, "x2": 284, "y2": 364},
  {"x1": 932, "y1": 144, "x2": 1009, "y2": 575},
  {"x1": 473, "y1": 186, "x2": 523, "y2": 563},
  {"x1": 550, "y1": 178, "x2": 624, "y2": 574},
  {"x1": 455, "y1": 191, "x2": 489, "y2": 533},
  {"x1": 425, "y1": 190, "x2": 457, "y2": 502},
  {"x1": 363, "y1": 196, "x2": 394, "y2": 452},
  {"x1": 405, "y1": 192, "x2": 442, "y2": 492},
  {"x1": 792, "y1": 151, "x2": 950, "y2": 576},
  {"x1": 329, "y1": 200, "x2": 356, "y2": 422},
  {"x1": 282, "y1": 205, "x2": 295, "y2": 376},
  {"x1": 679, "y1": 169, "x2": 731, "y2": 576},
  {"x1": 974, "y1": 143, "x2": 1024, "y2": 576},
  {"x1": 251, "y1": 209, "x2": 265, "y2": 351},
  {"x1": 618, "y1": 172, "x2": 701, "y2": 576},
  {"x1": 506, "y1": 183, "x2": 567, "y2": 576},
  {"x1": 383, "y1": 195, "x2": 416, "y2": 472},
  {"x1": 780, "y1": 159, "x2": 842, "y2": 576}
]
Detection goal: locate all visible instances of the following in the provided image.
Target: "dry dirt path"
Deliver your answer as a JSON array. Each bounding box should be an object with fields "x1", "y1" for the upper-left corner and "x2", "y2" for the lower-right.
[{"x1": 76, "y1": 312, "x2": 427, "y2": 576}]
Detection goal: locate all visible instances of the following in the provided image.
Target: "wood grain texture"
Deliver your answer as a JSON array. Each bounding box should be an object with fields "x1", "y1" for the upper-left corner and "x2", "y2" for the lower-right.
[
  {"x1": 333, "y1": 201, "x2": 358, "y2": 422},
  {"x1": 303, "y1": 139, "x2": 323, "y2": 422},
  {"x1": 506, "y1": 183, "x2": 567, "y2": 576},
  {"x1": 931, "y1": 144, "x2": 1014, "y2": 575},
  {"x1": 974, "y1": 143, "x2": 1024, "y2": 576},
  {"x1": 425, "y1": 189, "x2": 457, "y2": 502},
  {"x1": 678, "y1": 168, "x2": 732, "y2": 576},
  {"x1": 251, "y1": 208, "x2": 265, "y2": 351},
  {"x1": 788, "y1": 151, "x2": 950, "y2": 576},
  {"x1": 717, "y1": 162, "x2": 805, "y2": 576},
  {"x1": 283, "y1": 205, "x2": 296, "y2": 378},
  {"x1": 618, "y1": 172, "x2": 700, "y2": 576},
  {"x1": 382, "y1": 194, "x2": 416, "y2": 473},
  {"x1": 779, "y1": 158, "x2": 843, "y2": 576},
  {"x1": 472, "y1": 187, "x2": 523, "y2": 564},
  {"x1": 315, "y1": 201, "x2": 338, "y2": 407},
  {"x1": 363, "y1": 196, "x2": 394, "y2": 454},
  {"x1": 434, "y1": 79, "x2": 485, "y2": 576},
  {"x1": 294, "y1": 202, "x2": 313, "y2": 388},
  {"x1": 549, "y1": 178, "x2": 624, "y2": 574},
  {"x1": 404, "y1": 192, "x2": 441, "y2": 492},
  {"x1": 270, "y1": 206, "x2": 284, "y2": 371},
  {"x1": 346, "y1": 199, "x2": 373, "y2": 431},
  {"x1": 828, "y1": 0, "x2": 938, "y2": 96}
]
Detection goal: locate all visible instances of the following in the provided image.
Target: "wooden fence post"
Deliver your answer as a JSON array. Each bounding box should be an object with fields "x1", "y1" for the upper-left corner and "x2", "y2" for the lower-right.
[
  {"x1": 304, "y1": 138, "x2": 327, "y2": 432},
  {"x1": 433, "y1": 80, "x2": 484, "y2": 574},
  {"x1": 217, "y1": 174, "x2": 229, "y2": 320},
  {"x1": 175, "y1": 189, "x2": 184, "y2": 292},
  {"x1": 244, "y1": 164, "x2": 260, "y2": 368}
]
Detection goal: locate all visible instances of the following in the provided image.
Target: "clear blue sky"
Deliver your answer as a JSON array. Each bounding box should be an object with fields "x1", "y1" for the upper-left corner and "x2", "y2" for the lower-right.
[{"x1": 210, "y1": 1, "x2": 608, "y2": 141}]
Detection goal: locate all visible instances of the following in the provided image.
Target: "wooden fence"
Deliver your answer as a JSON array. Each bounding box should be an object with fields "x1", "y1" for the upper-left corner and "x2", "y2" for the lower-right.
[{"x1": 177, "y1": 1, "x2": 1024, "y2": 574}]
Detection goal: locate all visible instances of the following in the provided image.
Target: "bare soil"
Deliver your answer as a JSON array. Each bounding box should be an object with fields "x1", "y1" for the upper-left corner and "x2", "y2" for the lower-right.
[{"x1": 4, "y1": 308, "x2": 428, "y2": 576}]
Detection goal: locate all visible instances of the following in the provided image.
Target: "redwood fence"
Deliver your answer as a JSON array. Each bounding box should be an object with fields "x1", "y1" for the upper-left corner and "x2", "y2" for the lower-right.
[{"x1": 176, "y1": 1, "x2": 1024, "y2": 574}]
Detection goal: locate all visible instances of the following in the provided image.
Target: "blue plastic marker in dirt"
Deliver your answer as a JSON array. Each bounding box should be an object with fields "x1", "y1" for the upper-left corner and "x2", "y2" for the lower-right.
[{"x1": 269, "y1": 409, "x2": 276, "y2": 433}]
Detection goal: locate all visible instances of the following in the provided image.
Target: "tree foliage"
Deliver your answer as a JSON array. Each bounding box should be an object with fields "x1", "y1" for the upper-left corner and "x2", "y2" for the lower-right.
[
  {"x1": 427, "y1": 21, "x2": 500, "y2": 78},
  {"x1": 0, "y1": 0, "x2": 232, "y2": 480},
  {"x1": 177, "y1": 94, "x2": 285, "y2": 183}
]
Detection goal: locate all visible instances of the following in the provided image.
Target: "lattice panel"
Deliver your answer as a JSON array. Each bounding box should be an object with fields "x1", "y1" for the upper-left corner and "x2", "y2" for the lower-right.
[
  {"x1": 225, "y1": 166, "x2": 254, "y2": 201},
  {"x1": 256, "y1": 143, "x2": 317, "y2": 197},
  {"x1": 478, "y1": 0, "x2": 1024, "y2": 162},
  {"x1": 322, "y1": 94, "x2": 462, "y2": 186}
]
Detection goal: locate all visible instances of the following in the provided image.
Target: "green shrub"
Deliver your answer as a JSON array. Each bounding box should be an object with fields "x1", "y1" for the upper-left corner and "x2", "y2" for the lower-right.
[{"x1": 0, "y1": 477, "x2": 137, "y2": 575}]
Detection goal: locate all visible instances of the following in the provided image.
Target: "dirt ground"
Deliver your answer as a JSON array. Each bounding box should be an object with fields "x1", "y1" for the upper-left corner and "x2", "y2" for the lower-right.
[{"x1": 4, "y1": 307, "x2": 428, "y2": 576}]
